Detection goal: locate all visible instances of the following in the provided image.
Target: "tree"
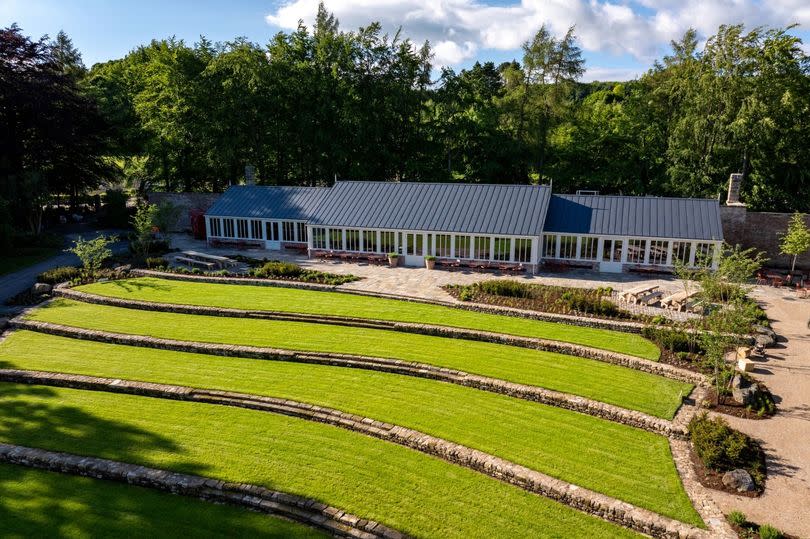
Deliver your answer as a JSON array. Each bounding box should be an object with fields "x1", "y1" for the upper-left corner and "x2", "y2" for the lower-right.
[
  {"x1": 131, "y1": 203, "x2": 159, "y2": 259},
  {"x1": 780, "y1": 213, "x2": 810, "y2": 272},
  {"x1": 50, "y1": 30, "x2": 86, "y2": 79},
  {"x1": 69, "y1": 235, "x2": 116, "y2": 278}
]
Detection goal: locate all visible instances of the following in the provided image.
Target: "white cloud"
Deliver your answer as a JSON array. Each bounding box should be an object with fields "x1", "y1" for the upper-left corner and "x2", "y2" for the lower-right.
[{"x1": 266, "y1": 0, "x2": 809, "y2": 69}]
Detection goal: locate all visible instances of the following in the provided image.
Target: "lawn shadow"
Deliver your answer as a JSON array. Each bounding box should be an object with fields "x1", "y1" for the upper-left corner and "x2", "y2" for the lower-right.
[
  {"x1": 0, "y1": 383, "x2": 206, "y2": 476},
  {"x1": 109, "y1": 279, "x2": 173, "y2": 293}
]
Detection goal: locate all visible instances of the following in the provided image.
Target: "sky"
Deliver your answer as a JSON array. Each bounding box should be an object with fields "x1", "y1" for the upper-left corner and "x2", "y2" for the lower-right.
[{"x1": 2, "y1": 0, "x2": 809, "y2": 82}]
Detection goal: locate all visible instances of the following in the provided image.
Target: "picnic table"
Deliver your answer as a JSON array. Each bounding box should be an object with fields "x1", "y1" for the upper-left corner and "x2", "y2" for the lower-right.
[
  {"x1": 621, "y1": 284, "x2": 659, "y2": 302},
  {"x1": 660, "y1": 290, "x2": 698, "y2": 311},
  {"x1": 180, "y1": 251, "x2": 237, "y2": 268}
]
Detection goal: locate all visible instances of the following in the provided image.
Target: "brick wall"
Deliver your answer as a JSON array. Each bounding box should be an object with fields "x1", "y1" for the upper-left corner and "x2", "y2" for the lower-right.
[
  {"x1": 721, "y1": 206, "x2": 810, "y2": 270},
  {"x1": 145, "y1": 192, "x2": 221, "y2": 231}
]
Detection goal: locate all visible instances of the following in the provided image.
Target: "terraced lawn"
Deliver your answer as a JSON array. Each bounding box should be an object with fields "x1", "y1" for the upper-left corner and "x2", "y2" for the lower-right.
[
  {"x1": 0, "y1": 331, "x2": 702, "y2": 525},
  {"x1": 78, "y1": 277, "x2": 661, "y2": 360},
  {"x1": 0, "y1": 462, "x2": 324, "y2": 538},
  {"x1": 25, "y1": 299, "x2": 691, "y2": 419},
  {"x1": 0, "y1": 382, "x2": 641, "y2": 539}
]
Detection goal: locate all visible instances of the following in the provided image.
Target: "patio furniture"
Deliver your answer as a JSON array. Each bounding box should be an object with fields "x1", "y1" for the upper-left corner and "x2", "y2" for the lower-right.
[
  {"x1": 621, "y1": 284, "x2": 659, "y2": 302},
  {"x1": 174, "y1": 256, "x2": 216, "y2": 270},
  {"x1": 636, "y1": 290, "x2": 663, "y2": 306},
  {"x1": 180, "y1": 251, "x2": 238, "y2": 269}
]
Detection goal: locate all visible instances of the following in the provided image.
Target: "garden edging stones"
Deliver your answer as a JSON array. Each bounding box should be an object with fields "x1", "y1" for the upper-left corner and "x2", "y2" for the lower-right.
[
  {"x1": 0, "y1": 369, "x2": 705, "y2": 539},
  {"x1": 0, "y1": 442, "x2": 404, "y2": 539},
  {"x1": 129, "y1": 269, "x2": 649, "y2": 334},
  {"x1": 10, "y1": 316, "x2": 689, "y2": 438},
  {"x1": 54, "y1": 287, "x2": 702, "y2": 385}
]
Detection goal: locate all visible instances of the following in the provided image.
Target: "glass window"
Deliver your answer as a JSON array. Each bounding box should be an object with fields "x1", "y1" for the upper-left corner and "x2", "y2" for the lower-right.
[
  {"x1": 380, "y1": 231, "x2": 395, "y2": 254},
  {"x1": 543, "y1": 235, "x2": 557, "y2": 258},
  {"x1": 345, "y1": 229, "x2": 360, "y2": 251},
  {"x1": 627, "y1": 238, "x2": 646, "y2": 263},
  {"x1": 415, "y1": 234, "x2": 423, "y2": 256},
  {"x1": 265, "y1": 221, "x2": 279, "y2": 241},
  {"x1": 649, "y1": 240, "x2": 668, "y2": 265},
  {"x1": 672, "y1": 241, "x2": 690, "y2": 265},
  {"x1": 579, "y1": 237, "x2": 598, "y2": 260},
  {"x1": 474, "y1": 236, "x2": 491, "y2": 260},
  {"x1": 362, "y1": 230, "x2": 377, "y2": 252},
  {"x1": 297, "y1": 223, "x2": 308, "y2": 243},
  {"x1": 695, "y1": 242, "x2": 713, "y2": 266},
  {"x1": 455, "y1": 235, "x2": 471, "y2": 258},
  {"x1": 329, "y1": 229, "x2": 343, "y2": 250},
  {"x1": 283, "y1": 222, "x2": 295, "y2": 242},
  {"x1": 210, "y1": 218, "x2": 222, "y2": 237},
  {"x1": 250, "y1": 220, "x2": 263, "y2": 240},
  {"x1": 493, "y1": 237, "x2": 511, "y2": 261},
  {"x1": 515, "y1": 238, "x2": 532, "y2": 263},
  {"x1": 559, "y1": 235, "x2": 577, "y2": 259},
  {"x1": 435, "y1": 234, "x2": 451, "y2": 257},
  {"x1": 236, "y1": 219, "x2": 248, "y2": 239},
  {"x1": 602, "y1": 239, "x2": 622, "y2": 262},
  {"x1": 223, "y1": 219, "x2": 234, "y2": 238},
  {"x1": 312, "y1": 227, "x2": 326, "y2": 249}
]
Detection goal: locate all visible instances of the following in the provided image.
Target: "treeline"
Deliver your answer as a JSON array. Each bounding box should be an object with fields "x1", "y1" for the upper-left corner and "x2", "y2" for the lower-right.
[{"x1": 2, "y1": 6, "x2": 810, "y2": 245}]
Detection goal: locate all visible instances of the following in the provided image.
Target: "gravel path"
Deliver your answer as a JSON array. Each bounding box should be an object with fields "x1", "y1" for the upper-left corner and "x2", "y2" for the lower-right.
[{"x1": 707, "y1": 286, "x2": 810, "y2": 537}]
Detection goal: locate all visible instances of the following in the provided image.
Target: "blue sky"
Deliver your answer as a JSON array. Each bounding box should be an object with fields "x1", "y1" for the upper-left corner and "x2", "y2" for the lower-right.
[{"x1": 2, "y1": 0, "x2": 808, "y2": 81}]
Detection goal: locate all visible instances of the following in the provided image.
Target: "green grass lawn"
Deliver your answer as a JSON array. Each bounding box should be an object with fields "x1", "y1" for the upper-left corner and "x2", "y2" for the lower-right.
[
  {"x1": 78, "y1": 277, "x2": 661, "y2": 360},
  {"x1": 0, "y1": 462, "x2": 324, "y2": 539},
  {"x1": 0, "y1": 247, "x2": 59, "y2": 276},
  {"x1": 0, "y1": 382, "x2": 641, "y2": 539},
  {"x1": 0, "y1": 331, "x2": 701, "y2": 525},
  {"x1": 25, "y1": 299, "x2": 691, "y2": 419}
]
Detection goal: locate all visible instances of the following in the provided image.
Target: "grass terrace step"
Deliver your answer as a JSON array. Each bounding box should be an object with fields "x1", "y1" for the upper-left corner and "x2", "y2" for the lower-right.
[
  {"x1": 0, "y1": 382, "x2": 641, "y2": 539},
  {"x1": 0, "y1": 331, "x2": 702, "y2": 524},
  {"x1": 77, "y1": 277, "x2": 661, "y2": 360},
  {"x1": 23, "y1": 299, "x2": 690, "y2": 419},
  {"x1": 0, "y1": 461, "x2": 325, "y2": 538}
]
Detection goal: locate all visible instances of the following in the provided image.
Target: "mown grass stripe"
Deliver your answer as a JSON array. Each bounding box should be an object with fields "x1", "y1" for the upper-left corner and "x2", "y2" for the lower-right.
[
  {"x1": 23, "y1": 299, "x2": 690, "y2": 419},
  {"x1": 0, "y1": 382, "x2": 641, "y2": 539},
  {"x1": 0, "y1": 330, "x2": 702, "y2": 525},
  {"x1": 78, "y1": 277, "x2": 661, "y2": 360}
]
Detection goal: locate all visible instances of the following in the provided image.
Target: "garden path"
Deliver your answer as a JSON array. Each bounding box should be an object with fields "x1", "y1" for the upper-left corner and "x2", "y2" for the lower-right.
[{"x1": 707, "y1": 286, "x2": 810, "y2": 538}]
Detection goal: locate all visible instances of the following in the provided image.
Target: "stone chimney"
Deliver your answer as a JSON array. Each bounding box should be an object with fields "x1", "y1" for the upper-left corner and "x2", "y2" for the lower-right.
[
  {"x1": 726, "y1": 173, "x2": 745, "y2": 206},
  {"x1": 245, "y1": 165, "x2": 256, "y2": 186}
]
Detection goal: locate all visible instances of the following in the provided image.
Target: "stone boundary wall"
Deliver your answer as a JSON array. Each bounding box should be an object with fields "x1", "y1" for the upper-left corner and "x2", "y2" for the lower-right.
[
  {"x1": 721, "y1": 206, "x2": 810, "y2": 270},
  {"x1": 0, "y1": 369, "x2": 704, "y2": 539},
  {"x1": 0, "y1": 443, "x2": 403, "y2": 539},
  {"x1": 10, "y1": 317, "x2": 688, "y2": 438},
  {"x1": 55, "y1": 287, "x2": 701, "y2": 385},
  {"x1": 130, "y1": 269, "x2": 649, "y2": 335},
  {"x1": 145, "y1": 192, "x2": 220, "y2": 232}
]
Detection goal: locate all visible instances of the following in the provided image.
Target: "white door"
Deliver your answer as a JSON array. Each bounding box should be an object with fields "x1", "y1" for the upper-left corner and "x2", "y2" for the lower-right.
[
  {"x1": 600, "y1": 239, "x2": 623, "y2": 272},
  {"x1": 403, "y1": 232, "x2": 424, "y2": 266},
  {"x1": 265, "y1": 221, "x2": 281, "y2": 250}
]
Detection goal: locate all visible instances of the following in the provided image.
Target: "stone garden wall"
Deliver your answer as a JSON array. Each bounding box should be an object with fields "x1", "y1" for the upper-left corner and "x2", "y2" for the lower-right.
[
  {"x1": 0, "y1": 442, "x2": 401, "y2": 539},
  {"x1": 11, "y1": 315, "x2": 690, "y2": 438},
  {"x1": 0, "y1": 369, "x2": 704, "y2": 539}
]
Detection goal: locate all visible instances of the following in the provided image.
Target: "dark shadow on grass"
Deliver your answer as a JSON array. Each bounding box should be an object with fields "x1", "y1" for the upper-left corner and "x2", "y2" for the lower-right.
[
  {"x1": 0, "y1": 462, "x2": 320, "y2": 538},
  {"x1": 109, "y1": 279, "x2": 173, "y2": 293},
  {"x1": 0, "y1": 383, "x2": 205, "y2": 476}
]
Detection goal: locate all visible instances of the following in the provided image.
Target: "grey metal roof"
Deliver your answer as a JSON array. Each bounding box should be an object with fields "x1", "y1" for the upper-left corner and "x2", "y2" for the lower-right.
[
  {"x1": 543, "y1": 194, "x2": 724, "y2": 241},
  {"x1": 309, "y1": 181, "x2": 552, "y2": 236},
  {"x1": 205, "y1": 185, "x2": 331, "y2": 220}
]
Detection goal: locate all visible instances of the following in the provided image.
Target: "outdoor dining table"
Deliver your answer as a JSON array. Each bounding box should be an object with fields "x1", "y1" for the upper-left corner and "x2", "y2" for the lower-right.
[{"x1": 621, "y1": 284, "x2": 659, "y2": 302}]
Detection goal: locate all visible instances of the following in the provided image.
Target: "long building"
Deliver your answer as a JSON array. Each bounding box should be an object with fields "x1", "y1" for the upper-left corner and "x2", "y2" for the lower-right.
[{"x1": 204, "y1": 181, "x2": 723, "y2": 272}]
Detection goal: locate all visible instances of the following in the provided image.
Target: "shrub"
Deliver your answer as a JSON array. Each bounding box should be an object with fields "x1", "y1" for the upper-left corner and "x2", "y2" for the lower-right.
[
  {"x1": 641, "y1": 326, "x2": 694, "y2": 353},
  {"x1": 424, "y1": 255, "x2": 436, "y2": 261},
  {"x1": 458, "y1": 288, "x2": 474, "y2": 301},
  {"x1": 478, "y1": 280, "x2": 533, "y2": 298},
  {"x1": 145, "y1": 257, "x2": 166, "y2": 269},
  {"x1": 253, "y1": 261, "x2": 304, "y2": 279},
  {"x1": 37, "y1": 266, "x2": 80, "y2": 285},
  {"x1": 727, "y1": 510, "x2": 746, "y2": 527},
  {"x1": 688, "y1": 413, "x2": 764, "y2": 484},
  {"x1": 758, "y1": 524, "x2": 782, "y2": 539},
  {"x1": 387, "y1": 252, "x2": 398, "y2": 258}
]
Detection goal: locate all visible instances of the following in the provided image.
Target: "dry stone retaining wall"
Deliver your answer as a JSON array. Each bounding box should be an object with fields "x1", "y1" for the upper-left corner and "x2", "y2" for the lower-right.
[
  {"x1": 10, "y1": 317, "x2": 688, "y2": 438},
  {"x1": 56, "y1": 286, "x2": 701, "y2": 386},
  {"x1": 0, "y1": 369, "x2": 704, "y2": 539},
  {"x1": 130, "y1": 269, "x2": 649, "y2": 334},
  {"x1": 0, "y1": 442, "x2": 402, "y2": 538}
]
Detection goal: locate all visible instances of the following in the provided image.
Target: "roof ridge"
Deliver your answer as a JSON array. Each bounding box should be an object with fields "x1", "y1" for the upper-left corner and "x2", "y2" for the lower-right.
[
  {"x1": 335, "y1": 180, "x2": 550, "y2": 188},
  {"x1": 554, "y1": 193, "x2": 720, "y2": 202}
]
